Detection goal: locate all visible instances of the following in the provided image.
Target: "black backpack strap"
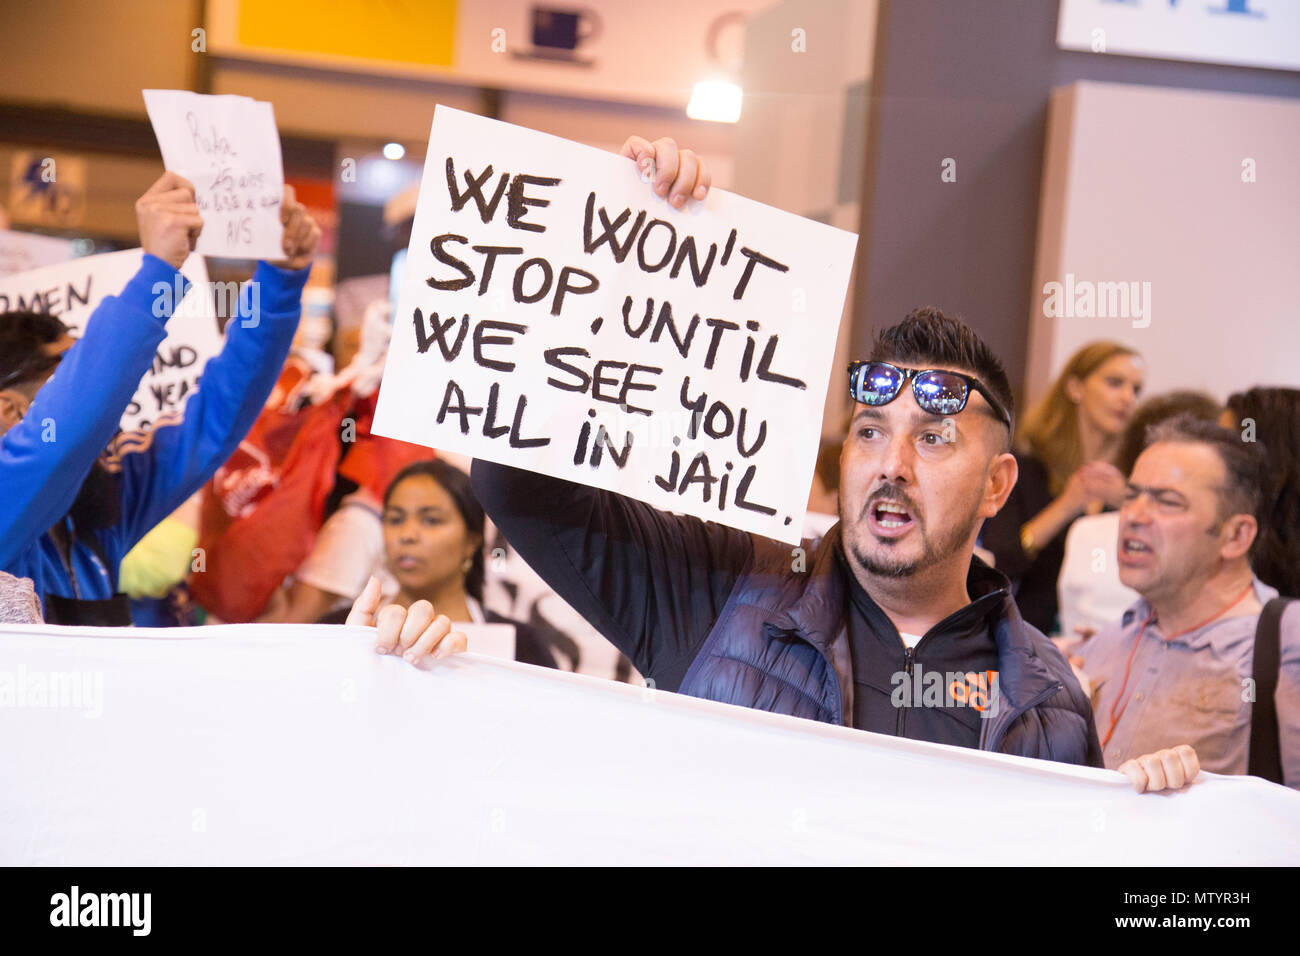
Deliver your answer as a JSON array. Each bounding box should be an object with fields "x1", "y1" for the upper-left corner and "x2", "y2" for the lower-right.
[{"x1": 1248, "y1": 598, "x2": 1290, "y2": 784}]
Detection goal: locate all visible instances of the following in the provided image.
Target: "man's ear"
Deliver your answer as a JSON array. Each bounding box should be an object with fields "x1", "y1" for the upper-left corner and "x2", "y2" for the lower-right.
[
  {"x1": 1219, "y1": 513, "x2": 1258, "y2": 562},
  {"x1": 0, "y1": 390, "x2": 27, "y2": 435},
  {"x1": 981, "y1": 452, "x2": 1019, "y2": 519}
]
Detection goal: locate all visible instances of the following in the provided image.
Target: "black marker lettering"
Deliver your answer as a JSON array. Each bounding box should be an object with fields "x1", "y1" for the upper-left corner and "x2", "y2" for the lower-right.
[
  {"x1": 471, "y1": 245, "x2": 524, "y2": 295},
  {"x1": 513, "y1": 258, "x2": 553, "y2": 304},
  {"x1": 622, "y1": 295, "x2": 653, "y2": 337},
  {"x1": 735, "y1": 465, "x2": 777, "y2": 515},
  {"x1": 756, "y1": 335, "x2": 807, "y2": 390},
  {"x1": 702, "y1": 318, "x2": 740, "y2": 370},
  {"x1": 435, "y1": 380, "x2": 482, "y2": 434},
  {"x1": 732, "y1": 246, "x2": 789, "y2": 300},
  {"x1": 649, "y1": 302, "x2": 700, "y2": 359},
  {"x1": 413, "y1": 309, "x2": 469, "y2": 361},
  {"x1": 506, "y1": 174, "x2": 561, "y2": 233},
  {"x1": 582, "y1": 194, "x2": 646, "y2": 262},
  {"x1": 472, "y1": 319, "x2": 527, "y2": 372},
  {"x1": 428, "y1": 234, "x2": 474, "y2": 291},
  {"x1": 551, "y1": 265, "x2": 599, "y2": 317},
  {"x1": 483, "y1": 382, "x2": 510, "y2": 439},
  {"x1": 445, "y1": 159, "x2": 509, "y2": 223},
  {"x1": 544, "y1": 347, "x2": 592, "y2": 393},
  {"x1": 636, "y1": 219, "x2": 677, "y2": 273},
  {"x1": 735, "y1": 408, "x2": 768, "y2": 458},
  {"x1": 669, "y1": 235, "x2": 717, "y2": 287}
]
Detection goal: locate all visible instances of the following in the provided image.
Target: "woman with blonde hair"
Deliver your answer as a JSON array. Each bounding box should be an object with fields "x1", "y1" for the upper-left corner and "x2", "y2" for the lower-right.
[{"x1": 980, "y1": 341, "x2": 1144, "y2": 634}]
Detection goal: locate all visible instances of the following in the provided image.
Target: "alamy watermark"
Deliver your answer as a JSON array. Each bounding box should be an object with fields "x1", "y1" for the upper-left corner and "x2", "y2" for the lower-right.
[
  {"x1": 0, "y1": 665, "x2": 103, "y2": 718},
  {"x1": 1042, "y1": 273, "x2": 1151, "y2": 329},
  {"x1": 891, "y1": 665, "x2": 1001, "y2": 719},
  {"x1": 151, "y1": 274, "x2": 262, "y2": 328}
]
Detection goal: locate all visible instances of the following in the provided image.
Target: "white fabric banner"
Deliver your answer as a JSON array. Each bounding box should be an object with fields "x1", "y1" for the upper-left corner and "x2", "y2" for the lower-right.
[{"x1": 2, "y1": 622, "x2": 1298, "y2": 866}]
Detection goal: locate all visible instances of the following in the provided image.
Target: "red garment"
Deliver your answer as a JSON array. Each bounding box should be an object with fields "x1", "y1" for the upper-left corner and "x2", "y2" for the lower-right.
[
  {"x1": 191, "y1": 368, "x2": 350, "y2": 622},
  {"x1": 336, "y1": 391, "x2": 431, "y2": 504}
]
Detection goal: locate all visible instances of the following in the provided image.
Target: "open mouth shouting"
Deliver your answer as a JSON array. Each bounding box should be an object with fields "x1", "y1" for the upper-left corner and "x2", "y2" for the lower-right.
[
  {"x1": 867, "y1": 497, "x2": 918, "y2": 539},
  {"x1": 1118, "y1": 534, "x2": 1154, "y2": 566}
]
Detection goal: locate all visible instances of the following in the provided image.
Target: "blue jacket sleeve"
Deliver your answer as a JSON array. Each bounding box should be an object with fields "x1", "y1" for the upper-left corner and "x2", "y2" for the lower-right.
[
  {"x1": 104, "y1": 261, "x2": 310, "y2": 553},
  {"x1": 0, "y1": 254, "x2": 180, "y2": 571}
]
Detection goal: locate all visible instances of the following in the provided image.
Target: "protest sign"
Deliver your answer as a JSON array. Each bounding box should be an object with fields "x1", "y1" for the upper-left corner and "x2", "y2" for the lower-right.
[
  {"x1": 142, "y1": 89, "x2": 285, "y2": 260},
  {"x1": 0, "y1": 249, "x2": 222, "y2": 432},
  {"x1": 373, "y1": 107, "x2": 857, "y2": 543},
  {"x1": 0, "y1": 229, "x2": 74, "y2": 279}
]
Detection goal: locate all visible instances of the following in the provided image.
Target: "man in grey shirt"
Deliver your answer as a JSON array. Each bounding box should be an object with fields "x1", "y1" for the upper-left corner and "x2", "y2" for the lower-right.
[{"x1": 1080, "y1": 414, "x2": 1300, "y2": 789}]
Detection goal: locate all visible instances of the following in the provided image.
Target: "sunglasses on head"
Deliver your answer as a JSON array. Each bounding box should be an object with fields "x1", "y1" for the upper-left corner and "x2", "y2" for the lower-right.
[{"x1": 847, "y1": 360, "x2": 1012, "y2": 429}]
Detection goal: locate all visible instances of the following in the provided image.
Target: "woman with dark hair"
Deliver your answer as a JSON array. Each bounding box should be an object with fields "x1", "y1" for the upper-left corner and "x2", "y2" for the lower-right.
[
  {"x1": 1223, "y1": 388, "x2": 1300, "y2": 598},
  {"x1": 326, "y1": 459, "x2": 556, "y2": 668},
  {"x1": 980, "y1": 341, "x2": 1145, "y2": 634}
]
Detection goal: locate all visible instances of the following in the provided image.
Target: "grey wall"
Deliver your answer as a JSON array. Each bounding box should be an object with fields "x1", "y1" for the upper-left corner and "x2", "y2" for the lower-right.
[{"x1": 854, "y1": 0, "x2": 1300, "y2": 405}]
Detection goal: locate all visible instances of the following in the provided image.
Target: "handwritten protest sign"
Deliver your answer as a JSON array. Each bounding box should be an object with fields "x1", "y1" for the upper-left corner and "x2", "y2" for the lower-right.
[
  {"x1": 372, "y1": 107, "x2": 857, "y2": 543},
  {"x1": 0, "y1": 229, "x2": 74, "y2": 279},
  {"x1": 143, "y1": 90, "x2": 284, "y2": 260},
  {"x1": 0, "y1": 249, "x2": 222, "y2": 432}
]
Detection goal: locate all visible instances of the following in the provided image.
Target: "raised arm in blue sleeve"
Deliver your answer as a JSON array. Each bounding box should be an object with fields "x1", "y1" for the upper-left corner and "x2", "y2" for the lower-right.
[
  {"x1": 104, "y1": 261, "x2": 310, "y2": 553},
  {"x1": 0, "y1": 254, "x2": 180, "y2": 571}
]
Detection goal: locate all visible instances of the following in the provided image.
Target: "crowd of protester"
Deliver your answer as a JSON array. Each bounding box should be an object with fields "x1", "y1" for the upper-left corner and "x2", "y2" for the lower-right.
[{"x1": 1, "y1": 131, "x2": 1296, "y2": 797}]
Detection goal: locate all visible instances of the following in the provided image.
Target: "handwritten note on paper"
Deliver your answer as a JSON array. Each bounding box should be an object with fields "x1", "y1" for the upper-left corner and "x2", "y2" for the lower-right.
[
  {"x1": 0, "y1": 248, "x2": 223, "y2": 433},
  {"x1": 143, "y1": 90, "x2": 285, "y2": 260},
  {"x1": 372, "y1": 107, "x2": 858, "y2": 544}
]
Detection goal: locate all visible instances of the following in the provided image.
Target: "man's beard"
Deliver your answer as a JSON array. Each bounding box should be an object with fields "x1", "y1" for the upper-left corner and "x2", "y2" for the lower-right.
[
  {"x1": 843, "y1": 488, "x2": 983, "y2": 579},
  {"x1": 68, "y1": 459, "x2": 121, "y2": 531}
]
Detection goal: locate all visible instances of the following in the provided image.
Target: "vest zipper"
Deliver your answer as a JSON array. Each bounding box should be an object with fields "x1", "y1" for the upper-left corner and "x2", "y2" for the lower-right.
[{"x1": 899, "y1": 646, "x2": 915, "y2": 736}]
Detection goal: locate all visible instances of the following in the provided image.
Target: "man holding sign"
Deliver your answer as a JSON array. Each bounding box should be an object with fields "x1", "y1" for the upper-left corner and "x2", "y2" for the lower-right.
[
  {"x1": 370, "y1": 124, "x2": 1152, "y2": 780},
  {"x1": 0, "y1": 173, "x2": 316, "y2": 625}
]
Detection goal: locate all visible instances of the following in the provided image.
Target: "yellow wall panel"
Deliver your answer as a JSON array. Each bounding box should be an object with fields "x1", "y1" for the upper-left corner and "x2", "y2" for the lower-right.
[{"x1": 237, "y1": 0, "x2": 457, "y2": 68}]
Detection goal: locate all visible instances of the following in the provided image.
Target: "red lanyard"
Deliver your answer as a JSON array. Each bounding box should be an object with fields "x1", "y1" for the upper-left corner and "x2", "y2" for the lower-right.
[{"x1": 1100, "y1": 581, "x2": 1255, "y2": 749}]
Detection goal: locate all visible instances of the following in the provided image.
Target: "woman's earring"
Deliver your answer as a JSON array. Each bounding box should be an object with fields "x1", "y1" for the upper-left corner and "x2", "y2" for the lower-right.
[{"x1": 461, "y1": 556, "x2": 473, "y2": 573}]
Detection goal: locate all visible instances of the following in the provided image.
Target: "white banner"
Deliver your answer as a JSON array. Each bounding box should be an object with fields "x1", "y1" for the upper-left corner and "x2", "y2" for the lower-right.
[
  {"x1": 373, "y1": 106, "x2": 858, "y2": 544},
  {"x1": 2, "y1": 622, "x2": 1297, "y2": 865},
  {"x1": 1058, "y1": 0, "x2": 1300, "y2": 72},
  {"x1": 0, "y1": 249, "x2": 223, "y2": 432}
]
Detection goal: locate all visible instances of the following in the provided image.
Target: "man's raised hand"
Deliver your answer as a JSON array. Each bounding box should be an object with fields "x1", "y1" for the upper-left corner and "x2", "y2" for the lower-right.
[
  {"x1": 136, "y1": 172, "x2": 203, "y2": 271},
  {"x1": 620, "y1": 136, "x2": 712, "y2": 209},
  {"x1": 270, "y1": 184, "x2": 321, "y2": 271},
  {"x1": 346, "y1": 576, "x2": 468, "y2": 665}
]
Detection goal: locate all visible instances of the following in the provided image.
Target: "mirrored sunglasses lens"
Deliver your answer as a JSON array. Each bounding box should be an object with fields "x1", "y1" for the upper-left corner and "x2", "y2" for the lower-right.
[
  {"x1": 915, "y1": 372, "x2": 967, "y2": 414},
  {"x1": 858, "y1": 365, "x2": 903, "y2": 405}
]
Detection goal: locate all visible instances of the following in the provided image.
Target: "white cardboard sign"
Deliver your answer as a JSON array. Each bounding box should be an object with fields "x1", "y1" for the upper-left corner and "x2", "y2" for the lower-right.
[
  {"x1": 0, "y1": 248, "x2": 223, "y2": 433},
  {"x1": 143, "y1": 89, "x2": 285, "y2": 260},
  {"x1": 373, "y1": 107, "x2": 857, "y2": 544},
  {"x1": 0, "y1": 229, "x2": 75, "y2": 279}
]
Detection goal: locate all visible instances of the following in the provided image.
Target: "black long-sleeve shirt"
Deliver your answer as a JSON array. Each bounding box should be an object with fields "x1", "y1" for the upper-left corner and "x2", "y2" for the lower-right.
[{"x1": 979, "y1": 453, "x2": 1066, "y2": 635}]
